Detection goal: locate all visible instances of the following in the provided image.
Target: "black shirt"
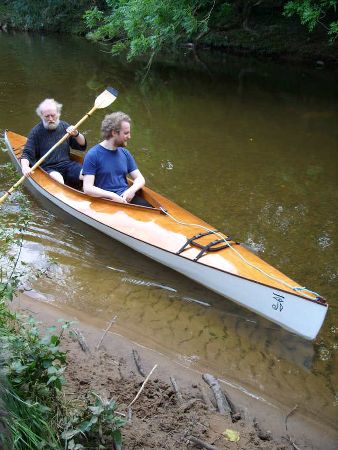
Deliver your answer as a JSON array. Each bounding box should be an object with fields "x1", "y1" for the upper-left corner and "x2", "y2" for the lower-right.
[{"x1": 22, "y1": 120, "x2": 86, "y2": 170}]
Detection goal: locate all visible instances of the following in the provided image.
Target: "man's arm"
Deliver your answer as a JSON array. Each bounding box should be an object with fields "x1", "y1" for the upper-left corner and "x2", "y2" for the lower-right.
[
  {"x1": 83, "y1": 175, "x2": 127, "y2": 203},
  {"x1": 67, "y1": 126, "x2": 86, "y2": 148},
  {"x1": 121, "y1": 169, "x2": 145, "y2": 203}
]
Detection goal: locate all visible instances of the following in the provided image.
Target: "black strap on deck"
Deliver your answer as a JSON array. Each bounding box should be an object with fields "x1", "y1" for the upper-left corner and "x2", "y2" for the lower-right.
[{"x1": 177, "y1": 230, "x2": 240, "y2": 261}]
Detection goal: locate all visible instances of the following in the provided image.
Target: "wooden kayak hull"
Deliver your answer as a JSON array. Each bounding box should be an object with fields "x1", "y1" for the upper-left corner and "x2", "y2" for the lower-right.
[{"x1": 3, "y1": 131, "x2": 328, "y2": 340}]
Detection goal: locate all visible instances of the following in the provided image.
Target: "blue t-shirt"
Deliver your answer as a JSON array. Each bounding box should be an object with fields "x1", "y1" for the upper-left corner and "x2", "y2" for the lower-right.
[{"x1": 82, "y1": 144, "x2": 138, "y2": 195}]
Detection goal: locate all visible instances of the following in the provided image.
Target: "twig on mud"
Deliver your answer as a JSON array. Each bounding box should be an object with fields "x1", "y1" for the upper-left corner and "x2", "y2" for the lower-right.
[
  {"x1": 284, "y1": 404, "x2": 301, "y2": 450},
  {"x1": 71, "y1": 328, "x2": 90, "y2": 353},
  {"x1": 127, "y1": 364, "x2": 158, "y2": 409},
  {"x1": 223, "y1": 391, "x2": 242, "y2": 422},
  {"x1": 96, "y1": 315, "x2": 117, "y2": 350},
  {"x1": 284, "y1": 435, "x2": 303, "y2": 450},
  {"x1": 179, "y1": 398, "x2": 202, "y2": 412},
  {"x1": 118, "y1": 357, "x2": 125, "y2": 379},
  {"x1": 170, "y1": 376, "x2": 183, "y2": 403},
  {"x1": 188, "y1": 435, "x2": 220, "y2": 450},
  {"x1": 202, "y1": 373, "x2": 231, "y2": 415},
  {"x1": 285, "y1": 404, "x2": 298, "y2": 431},
  {"x1": 132, "y1": 349, "x2": 146, "y2": 377},
  {"x1": 127, "y1": 407, "x2": 132, "y2": 423}
]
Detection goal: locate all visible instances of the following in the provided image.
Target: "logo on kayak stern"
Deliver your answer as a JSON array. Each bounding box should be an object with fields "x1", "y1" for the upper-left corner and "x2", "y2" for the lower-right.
[{"x1": 272, "y1": 292, "x2": 284, "y2": 312}]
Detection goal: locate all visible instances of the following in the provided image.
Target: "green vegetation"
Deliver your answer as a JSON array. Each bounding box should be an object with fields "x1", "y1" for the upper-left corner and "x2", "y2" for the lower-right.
[
  {"x1": 284, "y1": 0, "x2": 338, "y2": 42},
  {"x1": 0, "y1": 0, "x2": 97, "y2": 33},
  {"x1": 84, "y1": 0, "x2": 216, "y2": 62},
  {"x1": 62, "y1": 393, "x2": 124, "y2": 450},
  {"x1": 0, "y1": 1, "x2": 337, "y2": 63},
  {"x1": 83, "y1": 0, "x2": 337, "y2": 61},
  {"x1": 0, "y1": 186, "x2": 61, "y2": 448},
  {"x1": 0, "y1": 162, "x2": 124, "y2": 448}
]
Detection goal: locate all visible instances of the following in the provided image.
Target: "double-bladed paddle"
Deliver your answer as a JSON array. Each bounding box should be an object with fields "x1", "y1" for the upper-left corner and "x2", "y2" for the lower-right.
[{"x1": 0, "y1": 87, "x2": 118, "y2": 205}]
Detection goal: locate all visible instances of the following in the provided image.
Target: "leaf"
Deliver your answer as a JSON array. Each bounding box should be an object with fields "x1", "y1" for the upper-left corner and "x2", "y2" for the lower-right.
[
  {"x1": 47, "y1": 366, "x2": 58, "y2": 375},
  {"x1": 61, "y1": 429, "x2": 79, "y2": 440},
  {"x1": 79, "y1": 420, "x2": 91, "y2": 432},
  {"x1": 112, "y1": 429, "x2": 122, "y2": 447},
  {"x1": 222, "y1": 429, "x2": 240, "y2": 442},
  {"x1": 47, "y1": 375, "x2": 57, "y2": 385},
  {"x1": 89, "y1": 405, "x2": 104, "y2": 415},
  {"x1": 50, "y1": 335, "x2": 60, "y2": 346}
]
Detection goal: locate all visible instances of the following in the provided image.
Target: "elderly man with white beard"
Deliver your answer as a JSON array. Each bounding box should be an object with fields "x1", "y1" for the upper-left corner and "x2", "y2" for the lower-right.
[{"x1": 21, "y1": 98, "x2": 86, "y2": 187}]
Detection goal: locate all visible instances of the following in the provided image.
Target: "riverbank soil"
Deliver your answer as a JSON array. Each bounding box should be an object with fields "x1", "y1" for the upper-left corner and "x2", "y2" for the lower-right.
[{"x1": 12, "y1": 293, "x2": 338, "y2": 450}]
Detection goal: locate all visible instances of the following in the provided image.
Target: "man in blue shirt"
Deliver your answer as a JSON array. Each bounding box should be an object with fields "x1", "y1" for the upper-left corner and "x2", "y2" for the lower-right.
[
  {"x1": 82, "y1": 112, "x2": 149, "y2": 206},
  {"x1": 21, "y1": 98, "x2": 86, "y2": 188}
]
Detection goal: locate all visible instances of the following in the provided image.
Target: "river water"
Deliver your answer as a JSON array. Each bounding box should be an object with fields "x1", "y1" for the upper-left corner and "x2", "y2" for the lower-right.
[{"x1": 0, "y1": 32, "x2": 337, "y2": 431}]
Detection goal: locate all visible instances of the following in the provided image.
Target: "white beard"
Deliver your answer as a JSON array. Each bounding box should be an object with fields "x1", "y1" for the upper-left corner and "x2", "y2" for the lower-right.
[{"x1": 42, "y1": 118, "x2": 60, "y2": 130}]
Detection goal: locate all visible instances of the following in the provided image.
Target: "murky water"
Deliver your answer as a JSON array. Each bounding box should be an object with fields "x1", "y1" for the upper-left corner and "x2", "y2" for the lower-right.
[{"x1": 0, "y1": 32, "x2": 337, "y2": 430}]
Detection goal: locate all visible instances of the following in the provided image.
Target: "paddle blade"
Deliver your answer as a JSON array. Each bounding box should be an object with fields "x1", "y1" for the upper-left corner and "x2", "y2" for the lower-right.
[{"x1": 94, "y1": 87, "x2": 118, "y2": 109}]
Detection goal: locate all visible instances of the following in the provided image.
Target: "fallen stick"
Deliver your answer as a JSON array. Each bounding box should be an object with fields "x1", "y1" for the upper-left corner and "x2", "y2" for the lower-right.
[
  {"x1": 96, "y1": 315, "x2": 117, "y2": 350},
  {"x1": 127, "y1": 364, "x2": 158, "y2": 409},
  {"x1": 132, "y1": 349, "x2": 146, "y2": 377},
  {"x1": 202, "y1": 373, "x2": 231, "y2": 415},
  {"x1": 188, "y1": 435, "x2": 220, "y2": 450},
  {"x1": 127, "y1": 407, "x2": 132, "y2": 423},
  {"x1": 71, "y1": 328, "x2": 90, "y2": 353},
  {"x1": 284, "y1": 435, "x2": 302, "y2": 450},
  {"x1": 223, "y1": 391, "x2": 242, "y2": 422},
  {"x1": 118, "y1": 357, "x2": 125, "y2": 380},
  {"x1": 170, "y1": 376, "x2": 183, "y2": 403},
  {"x1": 178, "y1": 398, "x2": 202, "y2": 412},
  {"x1": 285, "y1": 404, "x2": 298, "y2": 431}
]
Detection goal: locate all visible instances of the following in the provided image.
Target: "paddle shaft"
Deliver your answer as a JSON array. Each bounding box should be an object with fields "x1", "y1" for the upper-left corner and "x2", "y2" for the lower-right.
[{"x1": 0, "y1": 105, "x2": 97, "y2": 205}]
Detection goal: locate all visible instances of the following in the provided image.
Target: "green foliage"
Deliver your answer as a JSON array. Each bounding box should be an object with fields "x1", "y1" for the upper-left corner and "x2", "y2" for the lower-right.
[
  {"x1": 3, "y1": 318, "x2": 68, "y2": 401},
  {"x1": 0, "y1": 185, "x2": 62, "y2": 448},
  {"x1": 0, "y1": 377, "x2": 61, "y2": 449},
  {"x1": 284, "y1": 0, "x2": 338, "y2": 41},
  {"x1": 0, "y1": 0, "x2": 98, "y2": 33},
  {"x1": 62, "y1": 393, "x2": 125, "y2": 449},
  {"x1": 84, "y1": 0, "x2": 219, "y2": 60},
  {"x1": 0, "y1": 304, "x2": 68, "y2": 448},
  {"x1": 0, "y1": 160, "x2": 125, "y2": 449}
]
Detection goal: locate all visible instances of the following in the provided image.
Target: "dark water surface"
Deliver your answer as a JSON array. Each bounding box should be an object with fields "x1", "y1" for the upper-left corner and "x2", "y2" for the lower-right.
[{"x1": 0, "y1": 32, "x2": 337, "y2": 429}]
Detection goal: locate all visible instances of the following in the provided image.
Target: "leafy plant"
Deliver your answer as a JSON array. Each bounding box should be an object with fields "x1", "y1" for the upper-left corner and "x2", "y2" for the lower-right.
[
  {"x1": 5, "y1": 318, "x2": 68, "y2": 399},
  {"x1": 0, "y1": 178, "x2": 63, "y2": 448},
  {"x1": 62, "y1": 393, "x2": 125, "y2": 449},
  {"x1": 0, "y1": 0, "x2": 97, "y2": 33},
  {"x1": 0, "y1": 146, "x2": 125, "y2": 449},
  {"x1": 84, "y1": 0, "x2": 217, "y2": 62},
  {"x1": 284, "y1": 0, "x2": 338, "y2": 42}
]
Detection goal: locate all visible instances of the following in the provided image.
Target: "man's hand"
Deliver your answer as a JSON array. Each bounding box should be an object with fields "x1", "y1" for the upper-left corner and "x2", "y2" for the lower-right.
[
  {"x1": 21, "y1": 158, "x2": 32, "y2": 177},
  {"x1": 66, "y1": 125, "x2": 80, "y2": 137},
  {"x1": 112, "y1": 193, "x2": 128, "y2": 204},
  {"x1": 121, "y1": 187, "x2": 136, "y2": 203}
]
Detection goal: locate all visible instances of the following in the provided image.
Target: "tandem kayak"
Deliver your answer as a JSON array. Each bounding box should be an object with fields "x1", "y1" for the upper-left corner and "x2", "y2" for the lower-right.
[{"x1": 4, "y1": 130, "x2": 328, "y2": 340}]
